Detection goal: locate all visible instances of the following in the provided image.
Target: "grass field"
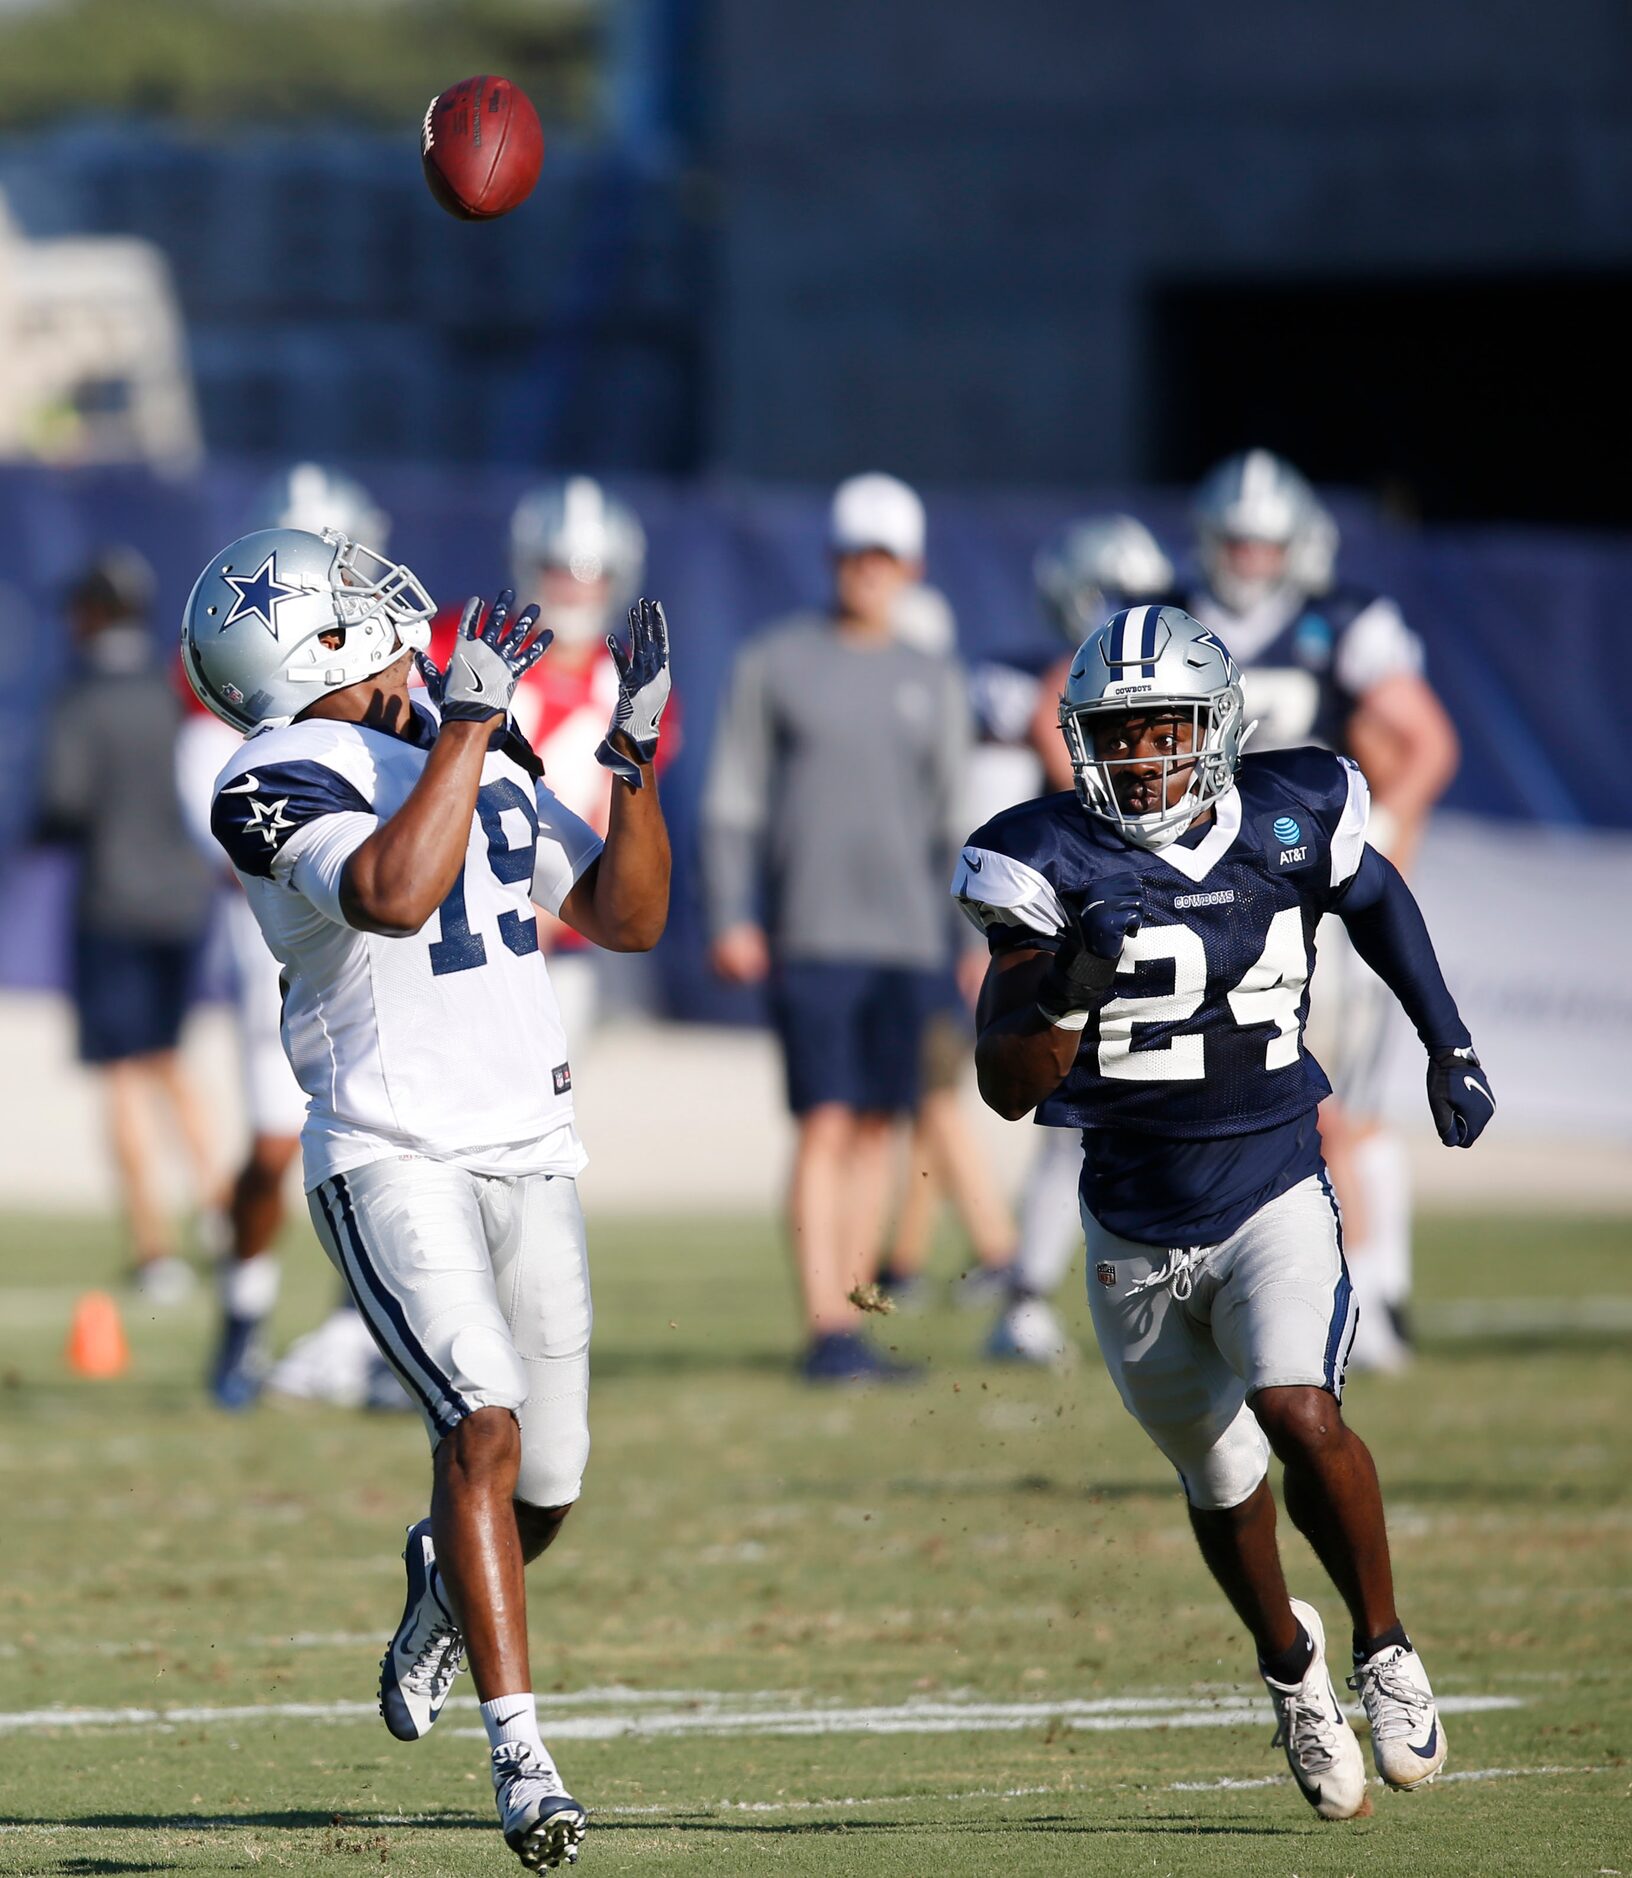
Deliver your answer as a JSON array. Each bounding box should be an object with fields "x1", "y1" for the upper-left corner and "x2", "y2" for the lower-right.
[{"x1": 2, "y1": 1206, "x2": 1628, "y2": 1877}]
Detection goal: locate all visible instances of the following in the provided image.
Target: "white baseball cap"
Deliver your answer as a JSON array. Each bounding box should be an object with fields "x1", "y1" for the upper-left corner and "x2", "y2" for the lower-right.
[{"x1": 829, "y1": 472, "x2": 926, "y2": 563}]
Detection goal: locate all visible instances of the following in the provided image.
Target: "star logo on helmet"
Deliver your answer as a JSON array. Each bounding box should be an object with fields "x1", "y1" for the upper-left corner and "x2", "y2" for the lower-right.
[
  {"x1": 243, "y1": 795, "x2": 294, "y2": 846},
  {"x1": 222, "y1": 554, "x2": 304, "y2": 638}
]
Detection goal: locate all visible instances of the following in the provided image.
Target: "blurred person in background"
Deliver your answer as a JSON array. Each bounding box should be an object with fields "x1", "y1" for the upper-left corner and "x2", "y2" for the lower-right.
[
  {"x1": 176, "y1": 464, "x2": 408, "y2": 1409},
  {"x1": 427, "y1": 476, "x2": 671, "y2": 1046},
  {"x1": 37, "y1": 548, "x2": 223, "y2": 1301},
  {"x1": 703, "y1": 472, "x2": 971, "y2": 1382},
  {"x1": 1184, "y1": 451, "x2": 1460, "y2": 1371},
  {"x1": 983, "y1": 515, "x2": 1176, "y2": 1364},
  {"x1": 873, "y1": 581, "x2": 1018, "y2": 1316}
]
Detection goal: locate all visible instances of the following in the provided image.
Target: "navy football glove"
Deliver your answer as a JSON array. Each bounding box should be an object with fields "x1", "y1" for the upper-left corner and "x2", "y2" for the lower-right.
[
  {"x1": 1036, "y1": 872, "x2": 1143, "y2": 1030},
  {"x1": 415, "y1": 589, "x2": 551, "y2": 727},
  {"x1": 596, "y1": 598, "x2": 672, "y2": 788},
  {"x1": 1426, "y1": 1043, "x2": 1495, "y2": 1148}
]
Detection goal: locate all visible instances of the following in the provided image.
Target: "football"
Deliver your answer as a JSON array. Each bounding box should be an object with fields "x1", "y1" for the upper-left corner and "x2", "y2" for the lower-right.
[{"x1": 421, "y1": 75, "x2": 544, "y2": 221}]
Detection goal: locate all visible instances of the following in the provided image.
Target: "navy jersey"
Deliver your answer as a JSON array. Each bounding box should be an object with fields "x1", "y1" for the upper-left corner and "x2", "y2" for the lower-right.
[
  {"x1": 1184, "y1": 581, "x2": 1422, "y2": 756},
  {"x1": 952, "y1": 749, "x2": 1371, "y2": 1244}
]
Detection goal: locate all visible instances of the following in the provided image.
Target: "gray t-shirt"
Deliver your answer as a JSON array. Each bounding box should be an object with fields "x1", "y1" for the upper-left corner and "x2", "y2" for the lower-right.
[
  {"x1": 38, "y1": 625, "x2": 215, "y2": 941},
  {"x1": 702, "y1": 613, "x2": 971, "y2": 968}
]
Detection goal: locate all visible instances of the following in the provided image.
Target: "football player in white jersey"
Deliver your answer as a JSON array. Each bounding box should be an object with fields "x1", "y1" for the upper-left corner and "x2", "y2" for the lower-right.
[
  {"x1": 183, "y1": 523, "x2": 673, "y2": 1871},
  {"x1": 1186, "y1": 452, "x2": 1460, "y2": 1370}
]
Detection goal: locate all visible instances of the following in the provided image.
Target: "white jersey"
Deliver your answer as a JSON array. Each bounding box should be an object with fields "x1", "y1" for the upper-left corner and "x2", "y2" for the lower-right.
[{"x1": 209, "y1": 703, "x2": 603, "y2": 1187}]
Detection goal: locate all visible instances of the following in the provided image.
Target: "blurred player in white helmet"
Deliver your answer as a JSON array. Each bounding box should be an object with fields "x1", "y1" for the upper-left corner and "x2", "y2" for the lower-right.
[
  {"x1": 983, "y1": 515, "x2": 1177, "y2": 1365},
  {"x1": 176, "y1": 465, "x2": 404, "y2": 1408},
  {"x1": 1183, "y1": 451, "x2": 1460, "y2": 1370},
  {"x1": 425, "y1": 476, "x2": 672, "y2": 1045}
]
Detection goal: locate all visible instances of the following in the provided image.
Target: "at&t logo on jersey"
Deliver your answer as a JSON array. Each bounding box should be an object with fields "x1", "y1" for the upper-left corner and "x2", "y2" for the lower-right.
[{"x1": 1265, "y1": 814, "x2": 1313, "y2": 869}]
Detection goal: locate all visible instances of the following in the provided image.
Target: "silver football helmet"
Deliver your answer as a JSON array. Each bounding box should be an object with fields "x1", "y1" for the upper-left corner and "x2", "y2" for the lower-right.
[
  {"x1": 509, "y1": 475, "x2": 646, "y2": 648},
  {"x1": 1287, "y1": 494, "x2": 1339, "y2": 597},
  {"x1": 181, "y1": 527, "x2": 434, "y2": 733},
  {"x1": 1059, "y1": 604, "x2": 1246, "y2": 849},
  {"x1": 1193, "y1": 449, "x2": 1317, "y2": 613},
  {"x1": 1035, "y1": 514, "x2": 1174, "y2": 641},
  {"x1": 247, "y1": 462, "x2": 390, "y2": 549}
]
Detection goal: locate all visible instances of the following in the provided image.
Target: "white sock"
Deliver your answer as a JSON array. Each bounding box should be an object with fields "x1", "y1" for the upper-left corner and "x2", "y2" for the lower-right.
[
  {"x1": 220, "y1": 1253, "x2": 280, "y2": 1322},
  {"x1": 1013, "y1": 1128, "x2": 1084, "y2": 1296},
  {"x1": 481, "y1": 1694, "x2": 555, "y2": 1771},
  {"x1": 1354, "y1": 1130, "x2": 1412, "y2": 1307}
]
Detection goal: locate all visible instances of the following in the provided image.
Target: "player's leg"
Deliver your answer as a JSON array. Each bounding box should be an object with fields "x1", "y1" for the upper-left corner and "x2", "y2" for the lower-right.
[
  {"x1": 482, "y1": 1169, "x2": 593, "y2": 1863},
  {"x1": 210, "y1": 1132, "x2": 298, "y2": 1408},
  {"x1": 1212, "y1": 1173, "x2": 1446, "y2": 1788},
  {"x1": 1084, "y1": 1209, "x2": 1368, "y2": 1820},
  {"x1": 308, "y1": 1160, "x2": 534, "y2": 1735},
  {"x1": 988, "y1": 1126, "x2": 1082, "y2": 1365},
  {"x1": 104, "y1": 1058, "x2": 176, "y2": 1274}
]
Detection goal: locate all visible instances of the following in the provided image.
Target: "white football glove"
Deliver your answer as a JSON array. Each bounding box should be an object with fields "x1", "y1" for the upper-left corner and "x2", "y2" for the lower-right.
[{"x1": 596, "y1": 597, "x2": 672, "y2": 788}]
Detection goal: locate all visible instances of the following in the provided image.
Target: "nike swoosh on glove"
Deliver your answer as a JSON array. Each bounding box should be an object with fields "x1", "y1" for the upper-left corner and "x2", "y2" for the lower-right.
[
  {"x1": 415, "y1": 590, "x2": 552, "y2": 727},
  {"x1": 596, "y1": 598, "x2": 672, "y2": 788},
  {"x1": 1426, "y1": 1042, "x2": 1495, "y2": 1147},
  {"x1": 1037, "y1": 871, "x2": 1144, "y2": 1030}
]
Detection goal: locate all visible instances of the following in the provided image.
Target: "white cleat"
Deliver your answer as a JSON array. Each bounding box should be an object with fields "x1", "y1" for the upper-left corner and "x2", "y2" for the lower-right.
[
  {"x1": 378, "y1": 1518, "x2": 465, "y2": 1741},
  {"x1": 1262, "y1": 1599, "x2": 1371, "y2": 1820},
  {"x1": 1351, "y1": 1639, "x2": 1448, "y2": 1789},
  {"x1": 985, "y1": 1297, "x2": 1076, "y2": 1367},
  {"x1": 493, "y1": 1742, "x2": 588, "y2": 1869}
]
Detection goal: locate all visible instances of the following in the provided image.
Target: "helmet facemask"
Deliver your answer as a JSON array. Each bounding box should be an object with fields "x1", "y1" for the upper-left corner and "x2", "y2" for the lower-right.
[{"x1": 1061, "y1": 689, "x2": 1244, "y2": 851}]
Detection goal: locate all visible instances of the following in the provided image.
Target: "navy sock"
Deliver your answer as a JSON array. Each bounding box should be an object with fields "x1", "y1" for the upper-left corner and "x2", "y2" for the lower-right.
[
  {"x1": 1258, "y1": 1623, "x2": 1315, "y2": 1686},
  {"x1": 1353, "y1": 1621, "x2": 1411, "y2": 1663}
]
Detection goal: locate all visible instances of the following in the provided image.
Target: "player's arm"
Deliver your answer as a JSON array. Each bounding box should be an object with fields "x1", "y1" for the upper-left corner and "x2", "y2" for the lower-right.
[
  {"x1": 557, "y1": 598, "x2": 672, "y2": 953},
  {"x1": 969, "y1": 870, "x2": 1143, "y2": 1120},
  {"x1": 1347, "y1": 672, "x2": 1459, "y2": 859},
  {"x1": 1027, "y1": 653, "x2": 1076, "y2": 793},
  {"x1": 1334, "y1": 845, "x2": 1493, "y2": 1147},
  {"x1": 701, "y1": 634, "x2": 774, "y2": 983},
  {"x1": 342, "y1": 592, "x2": 550, "y2": 936}
]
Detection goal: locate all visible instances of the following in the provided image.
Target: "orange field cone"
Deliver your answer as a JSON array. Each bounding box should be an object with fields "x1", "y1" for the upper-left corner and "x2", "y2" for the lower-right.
[{"x1": 65, "y1": 1290, "x2": 130, "y2": 1378}]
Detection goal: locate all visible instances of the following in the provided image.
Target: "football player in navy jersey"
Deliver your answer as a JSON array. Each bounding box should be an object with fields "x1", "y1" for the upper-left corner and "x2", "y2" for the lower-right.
[
  {"x1": 1187, "y1": 452, "x2": 1461, "y2": 1370},
  {"x1": 954, "y1": 606, "x2": 1492, "y2": 1822}
]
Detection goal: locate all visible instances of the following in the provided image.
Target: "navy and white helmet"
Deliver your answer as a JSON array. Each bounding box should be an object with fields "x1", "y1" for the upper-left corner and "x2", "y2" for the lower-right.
[
  {"x1": 509, "y1": 475, "x2": 645, "y2": 647},
  {"x1": 1193, "y1": 449, "x2": 1318, "y2": 613},
  {"x1": 1035, "y1": 514, "x2": 1174, "y2": 641},
  {"x1": 247, "y1": 462, "x2": 390, "y2": 550},
  {"x1": 181, "y1": 527, "x2": 434, "y2": 733},
  {"x1": 1059, "y1": 604, "x2": 1246, "y2": 850}
]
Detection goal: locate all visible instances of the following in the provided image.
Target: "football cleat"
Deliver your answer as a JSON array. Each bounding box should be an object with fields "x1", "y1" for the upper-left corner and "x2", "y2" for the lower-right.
[
  {"x1": 1350, "y1": 1639, "x2": 1447, "y2": 1789},
  {"x1": 1262, "y1": 1600, "x2": 1371, "y2": 1820},
  {"x1": 266, "y1": 1305, "x2": 383, "y2": 1408},
  {"x1": 492, "y1": 1742, "x2": 588, "y2": 1869},
  {"x1": 379, "y1": 1518, "x2": 465, "y2": 1741},
  {"x1": 985, "y1": 1297, "x2": 1076, "y2": 1368},
  {"x1": 209, "y1": 1314, "x2": 269, "y2": 1411}
]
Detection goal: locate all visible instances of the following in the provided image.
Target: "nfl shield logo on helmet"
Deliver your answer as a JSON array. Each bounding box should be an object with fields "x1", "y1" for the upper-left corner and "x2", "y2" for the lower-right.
[{"x1": 1096, "y1": 1260, "x2": 1117, "y2": 1287}]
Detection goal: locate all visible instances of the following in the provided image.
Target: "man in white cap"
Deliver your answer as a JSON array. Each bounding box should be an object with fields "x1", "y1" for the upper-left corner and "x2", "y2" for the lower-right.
[{"x1": 703, "y1": 472, "x2": 971, "y2": 1381}]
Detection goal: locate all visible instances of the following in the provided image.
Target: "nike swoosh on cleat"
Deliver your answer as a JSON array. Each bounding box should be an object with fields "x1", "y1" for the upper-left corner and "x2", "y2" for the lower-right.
[
  {"x1": 219, "y1": 775, "x2": 260, "y2": 794},
  {"x1": 1409, "y1": 1721, "x2": 1440, "y2": 1759}
]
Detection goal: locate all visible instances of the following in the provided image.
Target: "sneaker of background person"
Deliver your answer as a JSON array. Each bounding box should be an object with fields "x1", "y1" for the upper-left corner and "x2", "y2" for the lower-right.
[
  {"x1": 266, "y1": 1304, "x2": 382, "y2": 1408},
  {"x1": 800, "y1": 1330, "x2": 921, "y2": 1384},
  {"x1": 985, "y1": 1296, "x2": 1075, "y2": 1367},
  {"x1": 130, "y1": 1255, "x2": 196, "y2": 1307}
]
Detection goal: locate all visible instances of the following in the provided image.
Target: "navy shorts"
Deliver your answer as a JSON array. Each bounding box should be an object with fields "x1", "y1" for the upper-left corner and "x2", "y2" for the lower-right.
[
  {"x1": 72, "y1": 930, "x2": 198, "y2": 1065},
  {"x1": 771, "y1": 961, "x2": 936, "y2": 1116}
]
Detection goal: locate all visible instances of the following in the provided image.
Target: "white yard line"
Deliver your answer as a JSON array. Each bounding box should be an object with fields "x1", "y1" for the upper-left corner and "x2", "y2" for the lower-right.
[
  {"x1": 0, "y1": 1689, "x2": 1521, "y2": 1740},
  {"x1": 0, "y1": 1763, "x2": 1607, "y2": 1839}
]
